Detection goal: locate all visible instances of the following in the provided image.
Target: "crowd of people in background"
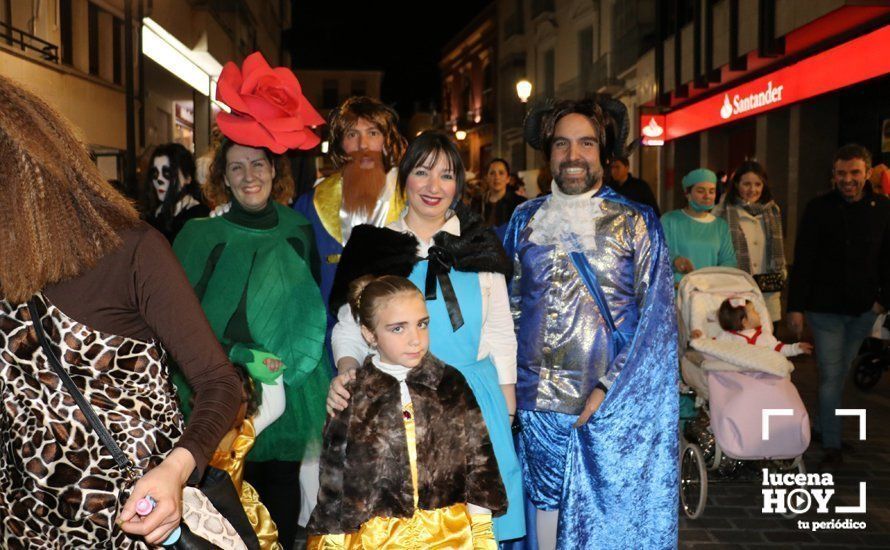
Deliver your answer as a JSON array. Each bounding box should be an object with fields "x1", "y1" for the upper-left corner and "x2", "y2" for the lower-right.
[{"x1": 2, "y1": 48, "x2": 889, "y2": 550}]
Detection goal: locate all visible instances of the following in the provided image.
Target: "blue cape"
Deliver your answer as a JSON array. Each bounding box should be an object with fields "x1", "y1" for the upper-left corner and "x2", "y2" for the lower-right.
[{"x1": 504, "y1": 187, "x2": 679, "y2": 549}]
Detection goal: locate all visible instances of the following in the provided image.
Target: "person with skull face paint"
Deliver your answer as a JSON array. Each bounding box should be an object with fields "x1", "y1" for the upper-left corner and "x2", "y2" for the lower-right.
[
  {"x1": 502, "y1": 97, "x2": 678, "y2": 549},
  {"x1": 143, "y1": 143, "x2": 209, "y2": 242},
  {"x1": 170, "y1": 52, "x2": 329, "y2": 549}
]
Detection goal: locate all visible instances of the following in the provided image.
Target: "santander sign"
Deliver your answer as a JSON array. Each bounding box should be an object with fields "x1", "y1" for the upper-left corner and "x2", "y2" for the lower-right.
[
  {"x1": 719, "y1": 81, "x2": 785, "y2": 120},
  {"x1": 662, "y1": 23, "x2": 890, "y2": 141}
]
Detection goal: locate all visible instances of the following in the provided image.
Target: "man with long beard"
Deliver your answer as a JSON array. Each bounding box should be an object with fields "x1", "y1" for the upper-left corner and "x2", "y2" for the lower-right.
[
  {"x1": 294, "y1": 96, "x2": 407, "y2": 323},
  {"x1": 503, "y1": 98, "x2": 678, "y2": 549}
]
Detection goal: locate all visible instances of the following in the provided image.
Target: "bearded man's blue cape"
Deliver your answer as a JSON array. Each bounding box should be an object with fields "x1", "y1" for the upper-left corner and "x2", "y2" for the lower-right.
[{"x1": 503, "y1": 188, "x2": 678, "y2": 550}]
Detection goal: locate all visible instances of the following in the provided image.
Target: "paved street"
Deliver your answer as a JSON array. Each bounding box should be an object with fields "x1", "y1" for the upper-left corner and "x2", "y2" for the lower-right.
[{"x1": 680, "y1": 338, "x2": 890, "y2": 549}]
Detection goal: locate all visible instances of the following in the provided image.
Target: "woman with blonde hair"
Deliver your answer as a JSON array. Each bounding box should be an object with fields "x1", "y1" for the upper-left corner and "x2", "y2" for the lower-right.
[{"x1": 0, "y1": 76, "x2": 241, "y2": 547}]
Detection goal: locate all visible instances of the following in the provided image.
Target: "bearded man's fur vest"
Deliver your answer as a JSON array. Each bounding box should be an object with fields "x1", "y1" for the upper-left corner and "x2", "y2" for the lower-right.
[{"x1": 306, "y1": 353, "x2": 507, "y2": 535}]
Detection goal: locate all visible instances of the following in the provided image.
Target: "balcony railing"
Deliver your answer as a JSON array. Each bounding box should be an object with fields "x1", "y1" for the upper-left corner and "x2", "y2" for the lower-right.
[
  {"x1": 579, "y1": 52, "x2": 623, "y2": 95},
  {"x1": 612, "y1": 27, "x2": 643, "y2": 76},
  {"x1": 0, "y1": 21, "x2": 59, "y2": 63}
]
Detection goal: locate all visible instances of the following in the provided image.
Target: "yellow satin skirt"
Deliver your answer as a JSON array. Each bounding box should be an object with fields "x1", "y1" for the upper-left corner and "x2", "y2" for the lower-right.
[
  {"x1": 308, "y1": 503, "x2": 477, "y2": 549},
  {"x1": 210, "y1": 419, "x2": 281, "y2": 550}
]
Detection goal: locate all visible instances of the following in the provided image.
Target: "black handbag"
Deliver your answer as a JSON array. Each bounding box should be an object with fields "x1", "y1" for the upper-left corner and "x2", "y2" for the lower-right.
[
  {"x1": 27, "y1": 299, "x2": 260, "y2": 550},
  {"x1": 752, "y1": 272, "x2": 785, "y2": 293}
]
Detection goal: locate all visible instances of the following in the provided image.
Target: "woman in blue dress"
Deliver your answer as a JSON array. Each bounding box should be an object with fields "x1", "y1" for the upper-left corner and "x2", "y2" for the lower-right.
[{"x1": 325, "y1": 131, "x2": 525, "y2": 543}]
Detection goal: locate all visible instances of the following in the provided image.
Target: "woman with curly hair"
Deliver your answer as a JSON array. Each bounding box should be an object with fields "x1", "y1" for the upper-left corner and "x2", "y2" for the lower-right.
[
  {"x1": 0, "y1": 76, "x2": 241, "y2": 547},
  {"x1": 171, "y1": 51, "x2": 329, "y2": 549}
]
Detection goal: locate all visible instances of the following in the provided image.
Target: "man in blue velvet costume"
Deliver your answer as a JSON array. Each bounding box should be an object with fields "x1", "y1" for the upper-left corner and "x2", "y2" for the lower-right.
[{"x1": 503, "y1": 97, "x2": 678, "y2": 549}]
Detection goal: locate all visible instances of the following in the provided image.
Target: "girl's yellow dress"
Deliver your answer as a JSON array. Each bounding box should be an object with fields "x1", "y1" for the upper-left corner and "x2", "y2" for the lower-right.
[
  {"x1": 308, "y1": 403, "x2": 495, "y2": 549},
  {"x1": 210, "y1": 418, "x2": 282, "y2": 550}
]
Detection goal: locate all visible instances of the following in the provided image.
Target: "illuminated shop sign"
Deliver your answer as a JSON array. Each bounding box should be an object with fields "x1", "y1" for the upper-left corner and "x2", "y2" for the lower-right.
[
  {"x1": 662, "y1": 23, "x2": 890, "y2": 141},
  {"x1": 640, "y1": 115, "x2": 666, "y2": 146},
  {"x1": 142, "y1": 18, "x2": 228, "y2": 111},
  {"x1": 720, "y1": 81, "x2": 785, "y2": 120}
]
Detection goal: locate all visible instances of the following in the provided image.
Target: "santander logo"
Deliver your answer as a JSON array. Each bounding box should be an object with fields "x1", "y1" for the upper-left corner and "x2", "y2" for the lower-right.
[
  {"x1": 642, "y1": 117, "x2": 664, "y2": 138},
  {"x1": 720, "y1": 95, "x2": 733, "y2": 119},
  {"x1": 719, "y1": 80, "x2": 785, "y2": 120}
]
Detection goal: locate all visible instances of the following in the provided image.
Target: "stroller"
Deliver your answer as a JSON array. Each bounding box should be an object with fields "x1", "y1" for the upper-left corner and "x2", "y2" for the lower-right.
[
  {"x1": 852, "y1": 313, "x2": 889, "y2": 391},
  {"x1": 676, "y1": 267, "x2": 810, "y2": 519}
]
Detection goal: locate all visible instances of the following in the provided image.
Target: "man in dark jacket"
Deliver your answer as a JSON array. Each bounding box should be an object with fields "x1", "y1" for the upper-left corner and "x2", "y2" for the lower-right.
[
  {"x1": 607, "y1": 156, "x2": 660, "y2": 216},
  {"x1": 787, "y1": 144, "x2": 890, "y2": 471}
]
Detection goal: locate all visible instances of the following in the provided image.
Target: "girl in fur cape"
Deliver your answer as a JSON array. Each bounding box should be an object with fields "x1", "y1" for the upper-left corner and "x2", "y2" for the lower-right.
[{"x1": 307, "y1": 275, "x2": 506, "y2": 548}]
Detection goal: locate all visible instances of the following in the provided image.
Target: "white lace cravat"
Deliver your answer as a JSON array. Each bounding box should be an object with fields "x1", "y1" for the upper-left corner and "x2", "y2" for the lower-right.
[{"x1": 528, "y1": 180, "x2": 603, "y2": 252}]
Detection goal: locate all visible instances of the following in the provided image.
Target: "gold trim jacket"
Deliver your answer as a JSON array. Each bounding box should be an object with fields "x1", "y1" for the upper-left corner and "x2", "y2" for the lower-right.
[{"x1": 307, "y1": 354, "x2": 507, "y2": 535}]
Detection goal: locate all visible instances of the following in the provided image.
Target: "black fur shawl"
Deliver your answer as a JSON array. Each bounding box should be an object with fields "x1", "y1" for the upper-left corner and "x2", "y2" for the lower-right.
[
  {"x1": 329, "y1": 205, "x2": 511, "y2": 312},
  {"x1": 306, "y1": 353, "x2": 507, "y2": 535}
]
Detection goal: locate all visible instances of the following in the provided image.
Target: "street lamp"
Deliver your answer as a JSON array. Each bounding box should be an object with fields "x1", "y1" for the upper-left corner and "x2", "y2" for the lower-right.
[{"x1": 516, "y1": 79, "x2": 532, "y2": 103}]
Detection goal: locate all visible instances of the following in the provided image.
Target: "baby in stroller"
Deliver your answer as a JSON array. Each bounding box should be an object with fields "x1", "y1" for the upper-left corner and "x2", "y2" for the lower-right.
[
  {"x1": 677, "y1": 268, "x2": 810, "y2": 518},
  {"x1": 692, "y1": 297, "x2": 813, "y2": 357}
]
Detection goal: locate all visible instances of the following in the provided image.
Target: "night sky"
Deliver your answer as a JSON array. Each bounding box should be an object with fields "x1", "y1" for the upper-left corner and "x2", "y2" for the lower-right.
[{"x1": 290, "y1": 0, "x2": 492, "y2": 119}]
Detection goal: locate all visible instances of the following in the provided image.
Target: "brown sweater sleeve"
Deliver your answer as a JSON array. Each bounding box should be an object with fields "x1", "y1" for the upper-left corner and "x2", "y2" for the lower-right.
[{"x1": 132, "y1": 228, "x2": 241, "y2": 478}]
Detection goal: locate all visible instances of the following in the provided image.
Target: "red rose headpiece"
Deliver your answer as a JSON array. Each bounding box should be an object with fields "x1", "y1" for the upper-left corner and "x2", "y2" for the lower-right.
[{"x1": 215, "y1": 52, "x2": 324, "y2": 154}]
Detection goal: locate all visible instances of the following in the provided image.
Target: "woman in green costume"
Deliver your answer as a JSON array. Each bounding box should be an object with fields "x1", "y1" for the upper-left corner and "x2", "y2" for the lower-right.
[{"x1": 171, "y1": 51, "x2": 328, "y2": 548}]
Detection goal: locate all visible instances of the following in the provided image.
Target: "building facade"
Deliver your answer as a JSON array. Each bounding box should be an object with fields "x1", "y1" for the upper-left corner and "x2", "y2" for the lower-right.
[
  {"x1": 484, "y1": 0, "x2": 890, "y2": 246},
  {"x1": 295, "y1": 69, "x2": 383, "y2": 119},
  {"x1": 632, "y1": 0, "x2": 890, "y2": 254},
  {"x1": 493, "y1": 0, "x2": 656, "y2": 195},
  {"x1": 0, "y1": 0, "x2": 291, "y2": 186},
  {"x1": 441, "y1": 2, "x2": 497, "y2": 177}
]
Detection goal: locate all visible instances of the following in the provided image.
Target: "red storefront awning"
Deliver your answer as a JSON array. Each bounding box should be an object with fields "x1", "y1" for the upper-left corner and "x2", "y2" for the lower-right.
[{"x1": 654, "y1": 24, "x2": 890, "y2": 142}]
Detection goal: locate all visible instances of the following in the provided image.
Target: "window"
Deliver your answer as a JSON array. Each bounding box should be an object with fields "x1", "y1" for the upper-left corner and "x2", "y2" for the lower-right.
[
  {"x1": 323, "y1": 79, "x2": 339, "y2": 109},
  {"x1": 443, "y1": 86, "x2": 453, "y2": 122},
  {"x1": 112, "y1": 17, "x2": 122, "y2": 85},
  {"x1": 515, "y1": 0, "x2": 524, "y2": 34},
  {"x1": 531, "y1": 0, "x2": 555, "y2": 18},
  {"x1": 543, "y1": 49, "x2": 555, "y2": 98},
  {"x1": 501, "y1": 53, "x2": 526, "y2": 128},
  {"x1": 462, "y1": 75, "x2": 473, "y2": 122},
  {"x1": 510, "y1": 141, "x2": 526, "y2": 172},
  {"x1": 482, "y1": 60, "x2": 495, "y2": 121},
  {"x1": 578, "y1": 26, "x2": 593, "y2": 90},
  {"x1": 60, "y1": 0, "x2": 73, "y2": 65},
  {"x1": 350, "y1": 78, "x2": 366, "y2": 97},
  {"x1": 505, "y1": 0, "x2": 525, "y2": 38},
  {"x1": 1, "y1": 1, "x2": 12, "y2": 46},
  {"x1": 660, "y1": 0, "x2": 695, "y2": 36},
  {"x1": 87, "y1": 2, "x2": 123, "y2": 83},
  {"x1": 88, "y1": 3, "x2": 99, "y2": 76}
]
